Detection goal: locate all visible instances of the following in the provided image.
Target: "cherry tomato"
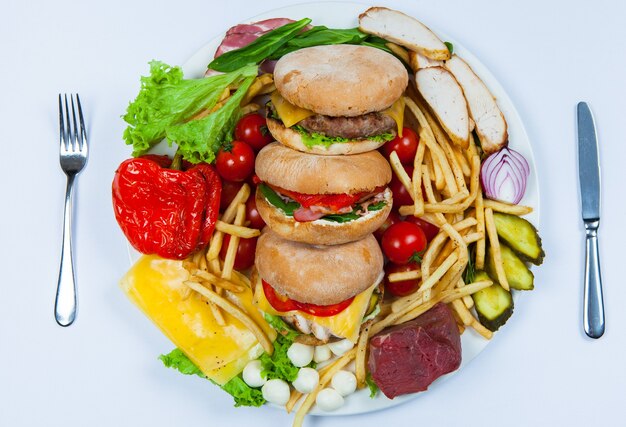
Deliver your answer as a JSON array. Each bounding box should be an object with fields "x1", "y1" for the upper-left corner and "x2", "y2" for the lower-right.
[
  {"x1": 381, "y1": 221, "x2": 427, "y2": 265},
  {"x1": 374, "y1": 210, "x2": 401, "y2": 242},
  {"x1": 381, "y1": 127, "x2": 419, "y2": 164},
  {"x1": 245, "y1": 196, "x2": 266, "y2": 229},
  {"x1": 262, "y1": 280, "x2": 354, "y2": 317},
  {"x1": 235, "y1": 114, "x2": 274, "y2": 151},
  {"x1": 219, "y1": 234, "x2": 257, "y2": 270},
  {"x1": 216, "y1": 141, "x2": 255, "y2": 182},
  {"x1": 405, "y1": 216, "x2": 440, "y2": 242},
  {"x1": 389, "y1": 165, "x2": 414, "y2": 210},
  {"x1": 385, "y1": 262, "x2": 421, "y2": 297},
  {"x1": 220, "y1": 180, "x2": 244, "y2": 211}
]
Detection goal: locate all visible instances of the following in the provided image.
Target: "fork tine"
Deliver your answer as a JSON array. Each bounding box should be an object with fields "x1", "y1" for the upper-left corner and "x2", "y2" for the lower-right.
[
  {"x1": 70, "y1": 94, "x2": 80, "y2": 152},
  {"x1": 64, "y1": 94, "x2": 72, "y2": 152},
  {"x1": 59, "y1": 94, "x2": 67, "y2": 151},
  {"x1": 75, "y1": 94, "x2": 87, "y2": 152}
]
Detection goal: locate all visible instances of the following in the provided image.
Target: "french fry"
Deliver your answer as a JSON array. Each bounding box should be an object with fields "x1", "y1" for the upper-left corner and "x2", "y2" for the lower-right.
[
  {"x1": 388, "y1": 268, "x2": 422, "y2": 282},
  {"x1": 221, "y1": 203, "x2": 246, "y2": 280},
  {"x1": 451, "y1": 299, "x2": 474, "y2": 326},
  {"x1": 286, "y1": 391, "x2": 303, "y2": 414},
  {"x1": 485, "y1": 208, "x2": 510, "y2": 291},
  {"x1": 483, "y1": 199, "x2": 533, "y2": 215},
  {"x1": 471, "y1": 318, "x2": 494, "y2": 340},
  {"x1": 183, "y1": 280, "x2": 273, "y2": 354},
  {"x1": 241, "y1": 73, "x2": 274, "y2": 106},
  {"x1": 183, "y1": 263, "x2": 245, "y2": 293},
  {"x1": 239, "y1": 103, "x2": 260, "y2": 115},
  {"x1": 475, "y1": 190, "x2": 486, "y2": 269},
  {"x1": 454, "y1": 147, "x2": 471, "y2": 178},
  {"x1": 389, "y1": 151, "x2": 414, "y2": 199},
  {"x1": 355, "y1": 323, "x2": 371, "y2": 388},
  {"x1": 215, "y1": 221, "x2": 261, "y2": 238},
  {"x1": 385, "y1": 42, "x2": 410, "y2": 64},
  {"x1": 412, "y1": 137, "x2": 426, "y2": 216},
  {"x1": 207, "y1": 184, "x2": 251, "y2": 261}
]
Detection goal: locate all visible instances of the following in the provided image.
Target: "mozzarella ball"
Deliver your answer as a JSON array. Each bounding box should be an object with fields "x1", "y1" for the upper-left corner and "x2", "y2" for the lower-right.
[
  {"x1": 316, "y1": 388, "x2": 344, "y2": 412},
  {"x1": 242, "y1": 360, "x2": 266, "y2": 388},
  {"x1": 327, "y1": 339, "x2": 355, "y2": 356},
  {"x1": 331, "y1": 370, "x2": 357, "y2": 396},
  {"x1": 292, "y1": 367, "x2": 319, "y2": 394},
  {"x1": 313, "y1": 345, "x2": 332, "y2": 363},
  {"x1": 287, "y1": 342, "x2": 314, "y2": 367},
  {"x1": 262, "y1": 379, "x2": 290, "y2": 406}
]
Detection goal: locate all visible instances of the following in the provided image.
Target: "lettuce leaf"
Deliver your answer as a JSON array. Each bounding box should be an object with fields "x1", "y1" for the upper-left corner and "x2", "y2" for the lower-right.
[
  {"x1": 366, "y1": 373, "x2": 379, "y2": 398},
  {"x1": 259, "y1": 334, "x2": 300, "y2": 382},
  {"x1": 159, "y1": 348, "x2": 265, "y2": 407},
  {"x1": 292, "y1": 125, "x2": 395, "y2": 149},
  {"x1": 123, "y1": 61, "x2": 258, "y2": 163},
  {"x1": 263, "y1": 313, "x2": 299, "y2": 341}
]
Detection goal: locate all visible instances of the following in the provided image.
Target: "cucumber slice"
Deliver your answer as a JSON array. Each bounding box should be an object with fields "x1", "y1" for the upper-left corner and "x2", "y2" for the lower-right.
[
  {"x1": 472, "y1": 271, "x2": 514, "y2": 331},
  {"x1": 487, "y1": 244, "x2": 534, "y2": 290},
  {"x1": 493, "y1": 212, "x2": 545, "y2": 265}
]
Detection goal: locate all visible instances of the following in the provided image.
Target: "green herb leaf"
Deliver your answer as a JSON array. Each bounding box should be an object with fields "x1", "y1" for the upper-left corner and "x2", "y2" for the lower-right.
[
  {"x1": 208, "y1": 18, "x2": 312, "y2": 72},
  {"x1": 159, "y1": 349, "x2": 265, "y2": 407},
  {"x1": 444, "y1": 41, "x2": 454, "y2": 54},
  {"x1": 123, "y1": 61, "x2": 258, "y2": 163},
  {"x1": 259, "y1": 334, "x2": 300, "y2": 382},
  {"x1": 409, "y1": 249, "x2": 426, "y2": 264},
  {"x1": 366, "y1": 373, "x2": 379, "y2": 398},
  {"x1": 464, "y1": 245, "x2": 476, "y2": 283},
  {"x1": 270, "y1": 27, "x2": 370, "y2": 58},
  {"x1": 258, "y1": 183, "x2": 300, "y2": 216}
]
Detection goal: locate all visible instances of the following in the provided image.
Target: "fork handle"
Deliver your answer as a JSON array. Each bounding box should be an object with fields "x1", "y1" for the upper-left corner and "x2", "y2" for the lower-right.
[
  {"x1": 55, "y1": 174, "x2": 77, "y2": 326},
  {"x1": 583, "y1": 220, "x2": 604, "y2": 338}
]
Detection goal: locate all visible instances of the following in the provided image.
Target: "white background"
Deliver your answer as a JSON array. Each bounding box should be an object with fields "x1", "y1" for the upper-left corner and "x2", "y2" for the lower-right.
[{"x1": 1, "y1": 0, "x2": 625, "y2": 426}]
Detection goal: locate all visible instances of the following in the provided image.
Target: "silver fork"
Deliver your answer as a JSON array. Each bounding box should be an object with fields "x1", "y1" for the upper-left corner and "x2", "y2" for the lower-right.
[{"x1": 55, "y1": 94, "x2": 88, "y2": 326}]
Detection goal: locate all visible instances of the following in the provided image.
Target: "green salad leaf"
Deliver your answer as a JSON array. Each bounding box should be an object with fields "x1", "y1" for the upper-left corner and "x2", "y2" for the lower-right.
[
  {"x1": 258, "y1": 183, "x2": 300, "y2": 216},
  {"x1": 209, "y1": 19, "x2": 312, "y2": 72},
  {"x1": 259, "y1": 334, "x2": 300, "y2": 382},
  {"x1": 292, "y1": 125, "x2": 395, "y2": 149},
  {"x1": 264, "y1": 313, "x2": 299, "y2": 341},
  {"x1": 159, "y1": 348, "x2": 265, "y2": 407},
  {"x1": 123, "y1": 61, "x2": 258, "y2": 163},
  {"x1": 444, "y1": 41, "x2": 454, "y2": 54}
]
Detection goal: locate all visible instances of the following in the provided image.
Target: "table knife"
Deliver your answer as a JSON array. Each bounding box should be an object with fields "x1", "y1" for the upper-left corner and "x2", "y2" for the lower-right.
[{"x1": 577, "y1": 102, "x2": 605, "y2": 339}]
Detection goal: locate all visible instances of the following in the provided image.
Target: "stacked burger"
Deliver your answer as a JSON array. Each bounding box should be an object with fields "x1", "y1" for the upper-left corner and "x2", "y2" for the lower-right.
[{"x1": 253, "y1": 44, "x2": 409, "y2": 345}]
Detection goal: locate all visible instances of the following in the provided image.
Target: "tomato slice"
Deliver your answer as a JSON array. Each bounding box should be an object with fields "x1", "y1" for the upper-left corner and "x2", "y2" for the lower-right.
[
  {"x1": 270, "y1": 185, "x2": 386, "y2": 211},
  {"x1": 262, "y1": 280, "x2": 354, "y2": 317}
]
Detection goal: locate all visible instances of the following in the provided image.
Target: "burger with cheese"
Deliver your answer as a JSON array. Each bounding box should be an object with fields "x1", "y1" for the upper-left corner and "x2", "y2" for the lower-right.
[
  {"x1": 267, "y1": 44, "x2": 408, "y2": 155},
  {"x1": 255, "y1": 142, "x2": 393, "y2": 245},
  {"x1": 253, "y1": 230, "x2": 383, "y2": 345}
]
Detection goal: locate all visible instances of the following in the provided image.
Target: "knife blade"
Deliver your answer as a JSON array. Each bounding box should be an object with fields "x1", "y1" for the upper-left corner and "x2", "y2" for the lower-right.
[{"x1": 577, "y1": 102, "x2": 605, "y2": 339}]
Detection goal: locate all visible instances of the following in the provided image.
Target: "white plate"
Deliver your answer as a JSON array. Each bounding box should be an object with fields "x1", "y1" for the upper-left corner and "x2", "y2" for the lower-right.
[{"x1": 134, "y1": 0, "x2": 540, "y2": 418}]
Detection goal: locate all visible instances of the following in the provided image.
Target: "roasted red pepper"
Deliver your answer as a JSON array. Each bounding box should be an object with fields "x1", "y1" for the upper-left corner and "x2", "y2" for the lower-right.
[{"x1": 112, "y1": 156, "x2": 221, "y2": 260}]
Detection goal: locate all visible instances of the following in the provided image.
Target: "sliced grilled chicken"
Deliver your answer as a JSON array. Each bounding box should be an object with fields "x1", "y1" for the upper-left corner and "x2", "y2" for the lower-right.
[
  {"x1": 415, "y1": 67, "x2": 469, "y2": 148},
  {"x1": 445, "y1": 55, "x2": 508, "y2": 154},
  {"x1": 358, "y1": 7, "x2": 450, "y2": 60},
  {"x1": 408, "y1": 50, "x2": 444, "y2": 71}
]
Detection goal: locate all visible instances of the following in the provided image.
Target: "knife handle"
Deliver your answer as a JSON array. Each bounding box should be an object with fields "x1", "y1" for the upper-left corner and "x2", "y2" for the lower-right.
[{"x1": 583, "y1": 220, "x2": 605, "y2": 338}]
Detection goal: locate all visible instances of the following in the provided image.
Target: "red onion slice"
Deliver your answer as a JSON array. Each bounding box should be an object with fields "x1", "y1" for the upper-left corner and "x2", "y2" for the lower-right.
[{"x1": 480, "y1": 147, "x2": 529, "y2": 204}]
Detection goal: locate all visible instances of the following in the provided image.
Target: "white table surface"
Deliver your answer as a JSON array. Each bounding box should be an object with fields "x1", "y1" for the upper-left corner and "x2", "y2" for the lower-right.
[{"x1": 2, "y1": 0, "x2": 625, "y2": 426}]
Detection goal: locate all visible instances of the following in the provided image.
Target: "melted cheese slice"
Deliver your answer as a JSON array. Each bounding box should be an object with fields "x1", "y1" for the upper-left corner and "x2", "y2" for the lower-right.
[
  {"x1": 270, "y1": 91, "x2": 316, "y2": 127},
  {"x1": 271, "y1": 91, "x2": 405, "y2": 136},
  {"x1": 120, "y1": 255, "x2": 275, "y2": 385},
  {"x1": 254, "y1": 279, "x2": 378, "y2": 343},
  {"x1": 382, "y1": 97, "x2": 405, "y2": 136}
]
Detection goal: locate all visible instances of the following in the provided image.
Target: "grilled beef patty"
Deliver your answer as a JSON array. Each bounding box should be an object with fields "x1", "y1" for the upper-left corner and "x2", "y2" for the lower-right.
[{"x1": 298, "y1": 112, "x2": 396, "y2": 139}]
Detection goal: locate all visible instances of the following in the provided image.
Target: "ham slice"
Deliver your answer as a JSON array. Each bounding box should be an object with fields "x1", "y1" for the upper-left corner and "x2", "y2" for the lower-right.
[{"x1": 215, "y1": 18, "x2": 295, "y2": 57}]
